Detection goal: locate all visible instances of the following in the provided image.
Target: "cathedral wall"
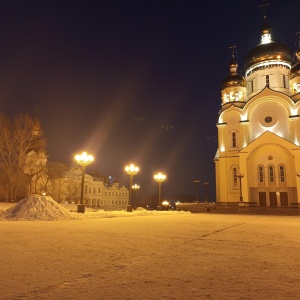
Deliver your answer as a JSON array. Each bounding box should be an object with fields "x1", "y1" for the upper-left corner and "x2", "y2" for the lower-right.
[{"x1": 248, "y1": 100, "x2": 290, "y2": 142}]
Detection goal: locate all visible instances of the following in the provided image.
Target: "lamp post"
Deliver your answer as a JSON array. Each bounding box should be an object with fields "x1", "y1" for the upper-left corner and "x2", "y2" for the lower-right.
[
  {"x1": 75, "y1": 151, "x2": 94, "y2": 213},
  {"x1": 132, "y1": 183, "x2": 140, "y2": 207},
  {"x1": 125, "y1": 164, "x2": 139, "y2": 212},
  {"x1": 203, "y1": 181, "x2": 209, "y2": 202},
  {"x1": 161, "y1": 200, "x2": 169, "y2": 211},
  {"x1": 154, "y1": 172, "x2": 166, "y2": 209},
  {"x1": 193, "y1": 179, "x2": 200, "y2": 201},
  {"x1": 234, "y1": 173, "x2": 244, "y2": 201}
]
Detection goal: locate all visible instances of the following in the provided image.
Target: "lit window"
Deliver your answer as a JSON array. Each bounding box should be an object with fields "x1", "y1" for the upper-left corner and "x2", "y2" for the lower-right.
[{"x1": 279, "y1": 165, "x2": 285, "y2": 182}]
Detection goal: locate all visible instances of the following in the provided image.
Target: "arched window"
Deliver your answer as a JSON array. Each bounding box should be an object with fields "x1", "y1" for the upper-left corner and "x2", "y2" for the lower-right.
[
  {"x1": 269, "y1": 165, "x2": 274, "y2": 182},
  {"x1": 232, "y1": 132, "x2": 237, "y2": 147},
  {"x1": 84, "y1": 185, "x2": 87, "y2": 194},
  {"x1": 258, "y1": 165, "x2": 264, "y2": 183},
  {"x1": 279, "y1": 165, "x2": 285, "y2": 183},
  {"x1": 233, "y1": 167, "x2": 238, "y2": 188}
]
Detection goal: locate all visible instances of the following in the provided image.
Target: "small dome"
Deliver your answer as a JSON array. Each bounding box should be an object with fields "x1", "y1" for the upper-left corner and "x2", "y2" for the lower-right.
[
  {"x1": 222, "y1": 74, "x2": 246, "y2": 89},
  {"x1": 222, "y1": 51, "x2": 246, "y2": 89}
]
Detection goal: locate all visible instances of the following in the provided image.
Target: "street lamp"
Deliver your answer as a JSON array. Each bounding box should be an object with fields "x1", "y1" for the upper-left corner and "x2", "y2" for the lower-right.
[
  {"x1": 193, "y1": 179, "x2": 200, "y2": 201},
  {"x1": 203, "y1": 182, "x2": 209, "y2": 202},
  {"x1": 125, "y1": 164, "x2": 139, "y2": 212},
  {"x1": 154, "y1": 172, "x2": 166, "y2": 209},
  {"x1": 161, "y1": 200, "x2": 169, "y2": 211},
  {"x1": 234, "y1": 173, "x2": 244, "y2": 201},
  {"x1": 75, "y1": 151, "x2": 94, "y2": 213},
  {"x1": 132, "y1": 183, "x2": 140, "y2": 207}
]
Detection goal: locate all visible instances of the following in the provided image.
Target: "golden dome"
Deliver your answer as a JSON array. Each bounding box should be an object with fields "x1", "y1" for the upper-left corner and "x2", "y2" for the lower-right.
[
  {"x1": 222, "y1": 54, "x2": 246, "y2": 89},
  {"x1": 244, "y1": 42, "x2": 292, "y2": 72}
]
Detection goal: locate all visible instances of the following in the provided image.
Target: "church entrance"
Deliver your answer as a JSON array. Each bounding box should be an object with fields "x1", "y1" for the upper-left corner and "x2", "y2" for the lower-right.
[
  {"x1": 259, "y1": 192, "x2": 267, "y2": 206},
  {"x1": 280, "y1": 192, "x2": 288, "y2": 207},
  {"x1": 269, "y1": 192, "x2": 277, "y2": 207}
]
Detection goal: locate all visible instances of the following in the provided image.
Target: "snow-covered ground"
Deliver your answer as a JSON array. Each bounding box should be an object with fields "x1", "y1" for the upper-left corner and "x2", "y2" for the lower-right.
[{"x1": 1, "y1": 196, "x2": 300, "y2": 299}]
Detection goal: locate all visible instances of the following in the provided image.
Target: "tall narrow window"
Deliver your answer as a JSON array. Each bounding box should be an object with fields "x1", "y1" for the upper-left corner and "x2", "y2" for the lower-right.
[
  {"x1": 259, "y1": 166, "x2": 264, "y2": 183},
  {"x1": 233, "y1": 167, "x2": 237, "y2": 188},
  {"x1": 282, "y1": 75, "x2": 286, "y2": 88},
  {"x1": 269, "y1": 165, "x2": 274, "y2": 182},
  {"x1": 251, "y1": 80, "x2": 254, "y2": 93},
  {"x1": 266, "y1": 75, "x2": 270, "y2": 88},
  {"x1": 84, "y1": 185, "x2": 88, "y2": 194},
  {"x1": 232, "y1": 132, "x2": 236, "y2": 147},
  {"x1": 279, "y1": 165, "x2": 285, "y2": 182}
]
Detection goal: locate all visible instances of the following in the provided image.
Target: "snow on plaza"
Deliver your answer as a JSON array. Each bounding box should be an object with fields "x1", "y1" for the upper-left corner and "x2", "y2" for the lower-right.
[{"x1": 1, "y1": 196, "x2": 300, "y2": 299}]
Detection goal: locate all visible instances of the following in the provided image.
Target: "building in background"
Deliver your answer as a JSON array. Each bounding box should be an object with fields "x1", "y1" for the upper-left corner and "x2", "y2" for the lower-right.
[
  {"x1": 47, "y1": 162, "x2": 129, "y2": 209},
  {"x1": 215, "y1": 14, "x2": 300, "y2": 207}
]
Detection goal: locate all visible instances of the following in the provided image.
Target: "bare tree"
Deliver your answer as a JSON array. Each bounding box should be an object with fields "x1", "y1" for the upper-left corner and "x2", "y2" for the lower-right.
[{"x1": 0, "y1": 113, "x2": 46, "y2": 202}]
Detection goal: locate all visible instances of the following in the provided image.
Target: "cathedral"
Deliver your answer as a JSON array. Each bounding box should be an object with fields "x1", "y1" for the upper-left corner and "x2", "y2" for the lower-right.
[{"x1": 215, "y1": 15, "x2": 300, "y2": 207}]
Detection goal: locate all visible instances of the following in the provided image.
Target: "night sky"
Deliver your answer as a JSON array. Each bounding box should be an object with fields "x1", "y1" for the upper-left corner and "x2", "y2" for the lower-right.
[{"x1": 0, "y1": 0, "x2": 299, "y2": 201}]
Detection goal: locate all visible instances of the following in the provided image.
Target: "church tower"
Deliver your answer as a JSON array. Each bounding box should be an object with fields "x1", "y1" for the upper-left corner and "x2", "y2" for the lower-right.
[{"x1": 215, "y1": 14, "x2": 300, "y2": 208}]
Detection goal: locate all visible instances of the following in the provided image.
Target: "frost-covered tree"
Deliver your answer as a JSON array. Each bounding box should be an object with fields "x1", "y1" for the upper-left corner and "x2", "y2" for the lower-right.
[{"x1": 0, "y1": 113, "x2": 46, "y2": 202}]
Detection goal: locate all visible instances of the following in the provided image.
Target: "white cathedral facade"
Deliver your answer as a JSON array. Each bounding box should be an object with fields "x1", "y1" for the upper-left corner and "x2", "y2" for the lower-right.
[{"x1": 215, "y1": 16, "x2": 300, "y2": 207}]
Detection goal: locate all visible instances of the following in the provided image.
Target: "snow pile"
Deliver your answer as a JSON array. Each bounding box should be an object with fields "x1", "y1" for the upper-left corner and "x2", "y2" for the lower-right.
[{"x1": 0, "y1": 195, "x2": 75, "y2": 221}]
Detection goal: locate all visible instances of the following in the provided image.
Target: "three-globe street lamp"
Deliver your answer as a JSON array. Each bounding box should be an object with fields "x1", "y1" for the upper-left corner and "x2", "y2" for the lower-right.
[
  {"x1": 154, "y1": 172, "x2": 166, "y2": 209},
  {"x1": 125, "y1": 164, "x2": 139, "y2": 212},
  {"x1": 234, "y1": 173, "x2": 244, "y2": 201},
  {"x1": 203, "y1": 181, "x2": 209, "y2": 202},
  {"x1": 75, "y1": 151, "x2": 94, "y2": 213}
]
